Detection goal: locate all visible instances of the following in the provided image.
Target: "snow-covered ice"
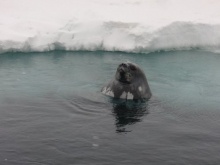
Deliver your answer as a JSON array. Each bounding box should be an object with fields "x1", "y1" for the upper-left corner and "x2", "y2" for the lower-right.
[{"x1": 0, "y1": 0, "x2": 220, "y2": 54}]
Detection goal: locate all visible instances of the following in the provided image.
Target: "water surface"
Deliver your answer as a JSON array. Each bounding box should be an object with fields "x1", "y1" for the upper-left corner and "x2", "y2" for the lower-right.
[{"x1": 1, "y1": 51, "x2": 220, "y2": 164}]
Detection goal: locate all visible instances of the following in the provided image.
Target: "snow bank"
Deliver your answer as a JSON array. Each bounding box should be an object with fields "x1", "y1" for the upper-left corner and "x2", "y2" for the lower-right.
[{"x1": 0, "y1": 0, "x2": 220, "y2": 54}]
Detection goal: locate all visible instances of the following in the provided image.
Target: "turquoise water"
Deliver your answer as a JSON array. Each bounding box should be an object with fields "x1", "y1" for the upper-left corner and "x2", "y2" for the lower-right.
[{"x1": 1, "y1": 51, "x2": 220, "y2": 164}]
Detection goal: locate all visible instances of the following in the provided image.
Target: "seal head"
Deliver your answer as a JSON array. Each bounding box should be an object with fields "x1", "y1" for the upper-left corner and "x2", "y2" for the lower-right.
[{"x1": 101, "y1": 62, "x2": 152, "y2": 100}]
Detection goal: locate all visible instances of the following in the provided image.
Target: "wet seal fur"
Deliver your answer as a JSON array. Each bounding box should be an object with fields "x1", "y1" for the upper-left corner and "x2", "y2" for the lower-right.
[{"x1": 101, "y1": 62, "x2": 152, "y2": 100}]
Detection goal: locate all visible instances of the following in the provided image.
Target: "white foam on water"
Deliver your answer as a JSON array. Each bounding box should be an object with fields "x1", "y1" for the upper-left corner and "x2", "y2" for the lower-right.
[{"x1": 0, "y1": 0, "x2": 220, "y2": 54}]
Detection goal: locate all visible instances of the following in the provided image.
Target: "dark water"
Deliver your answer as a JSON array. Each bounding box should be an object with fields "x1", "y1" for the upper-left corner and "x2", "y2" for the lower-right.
[{"x1": 1, "y1": 51, "x2": 220, "y2": 165}]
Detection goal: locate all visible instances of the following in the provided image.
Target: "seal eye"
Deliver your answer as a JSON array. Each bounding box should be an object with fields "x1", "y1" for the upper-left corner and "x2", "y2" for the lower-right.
[{"x1": 129, "y1": 65, "x2": 136, "y2": 71}]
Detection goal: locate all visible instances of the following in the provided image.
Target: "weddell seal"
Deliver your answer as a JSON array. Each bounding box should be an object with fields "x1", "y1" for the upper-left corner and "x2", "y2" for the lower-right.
[{"x1": 101, "y1": 62, "x2": 152, "y2": 100}]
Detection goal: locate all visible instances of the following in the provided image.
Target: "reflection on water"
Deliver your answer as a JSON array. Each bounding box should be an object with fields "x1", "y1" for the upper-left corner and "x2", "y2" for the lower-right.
[{"x1": 109, "y1": 98, "x2": 149, "y2": 133}]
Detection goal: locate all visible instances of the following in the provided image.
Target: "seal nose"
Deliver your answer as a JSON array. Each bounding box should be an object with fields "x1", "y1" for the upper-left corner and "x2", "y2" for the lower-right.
[
  {"x1": 121, "y1": 63, "x2": 127, "y2": 67},
  {"x1": 118, "y1": 63, "x2": 128, "y2": 76},
  {"x1": 118, "y1": 63, "x2": 127, "y2": 73},
  {"x1": 118, "y1": 68, "x2": 125, "y2": 74}
]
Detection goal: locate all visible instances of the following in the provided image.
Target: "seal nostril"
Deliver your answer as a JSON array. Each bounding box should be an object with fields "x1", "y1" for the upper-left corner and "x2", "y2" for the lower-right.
[{"x1": 122, "y1": 63, "x2": 127, "y2": 67}]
